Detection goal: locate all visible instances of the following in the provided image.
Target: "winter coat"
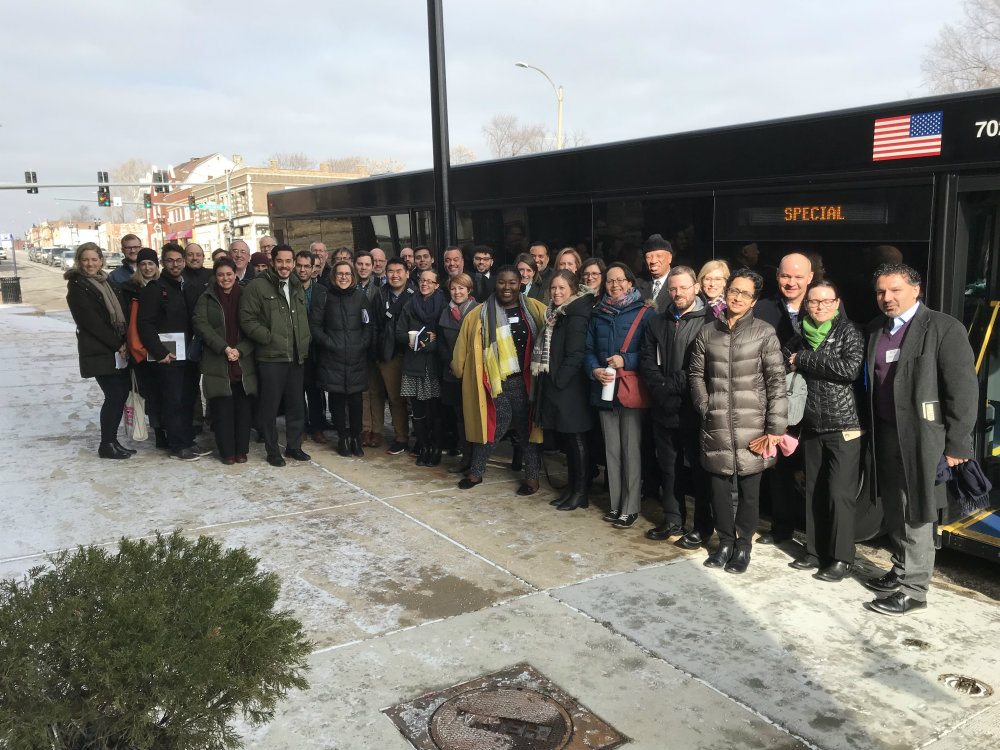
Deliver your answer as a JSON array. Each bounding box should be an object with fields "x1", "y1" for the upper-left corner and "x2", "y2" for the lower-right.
[
  {"x1": 438, "y1": 299, "x2": 477, "y2": 384},
  {"x1": 309, "y1": 284, "x2": 373, "y2": 394},
  {"x1": 65, "y1": 272, "x2": 125, "y2": 379},
  {"x1": 239, "y1": 269, "x2": 311, "y2": 364},
  {"x1": 192, "y1": 285, "x2": 258, "y2": 400},
  {"x1": 689, "y1": 311, "x2": 788, "y2": 476},
  {"x1": 790, "y1": 313, "x2": 864, "y2": 432},
  {"x1": 136, "y1": 274, "x2": 190, "y2": 364},
  {"x1": 584, "y1": 297, "x2": 652, "y2": 408},
  {"x1": 865, "y1": 305, "x2": 978, "y2": 523},
  {"x1": 374, "y1": 284, "x2": 416, "y2": 363},
  {"x1": 534, "y1": 291, "x2": 595, "y2": 433},
  {"x1": 451, "y1": 296, "x2": 547, "y2": 444},
  {"x1": 395, "y1": 296, "x2": 443, "y2": 381},
  {"x1": 639, "y1": 298, "x2": 713, "y2": 428}
]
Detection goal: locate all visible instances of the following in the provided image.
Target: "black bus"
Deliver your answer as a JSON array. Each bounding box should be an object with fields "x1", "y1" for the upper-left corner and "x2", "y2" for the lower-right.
[{"x1": 268, "y1": 87, "x2": 1000, "y2": 560}]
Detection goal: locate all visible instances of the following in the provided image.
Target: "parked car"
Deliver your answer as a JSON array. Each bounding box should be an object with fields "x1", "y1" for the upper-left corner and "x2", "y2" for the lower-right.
[
  {"x1": 37, "y1": 248, "x2": 53, "y2": 264},
  {"x1": 57, "y1": 250, "x2": 75, "y2": 271},
  {"x1": 0, "y1": 248, "x2": 8, "y2": 261},
  {"x1": 104, "y1": 251, "x2": 123, "y2": 269},
  {"x1": 47, "y1": 247, "x2": 70, "y2": 266}
]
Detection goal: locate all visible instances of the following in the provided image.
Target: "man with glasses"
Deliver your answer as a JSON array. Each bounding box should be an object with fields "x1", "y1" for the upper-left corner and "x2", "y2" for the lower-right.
[
  {"x1": 228, "y1": 240, "x2": 254, "y2": 286},
  {"x1": 640, "y1": 266, "x2": 714, "y2": 545},
  {"x1": 375, "y1": 257, "x2": 416, "y2": 454},
  {"x1": 258, "y1": 236, "x2": 277, "y2": 254},
  {"x1": 109, "y1": 234, "x2": 143, "y2": 284},
  {"x1": 471, "y1": 245, "x2": 494, "y2": 302},
  {"x1": 240, "y1": 243, "x2": 312, "y2": 467}
]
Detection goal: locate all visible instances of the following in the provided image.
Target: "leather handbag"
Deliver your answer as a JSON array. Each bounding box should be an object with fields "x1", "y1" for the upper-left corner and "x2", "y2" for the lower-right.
[{"x1": 615, "y1": 305, "x2": 651, "y2": 409}]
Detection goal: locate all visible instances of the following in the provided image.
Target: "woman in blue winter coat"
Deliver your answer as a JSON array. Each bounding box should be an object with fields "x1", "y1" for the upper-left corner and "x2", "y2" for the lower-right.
[{"x1": 584, "y1": 262, "x2": 653, "y2": 529}]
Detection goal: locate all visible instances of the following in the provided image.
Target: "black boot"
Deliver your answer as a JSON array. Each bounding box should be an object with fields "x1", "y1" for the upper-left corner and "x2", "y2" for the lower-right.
[
  {"x1": 98, "y1": 442, "x2": 130, "y2": 459},
  {"x1": 704, "y1": 543, "x2": 734, "y2": 568},
  {"x1": 449, "y1": 441, "x2": 473, "y2": 474},
  {"x1": 337, "y1": 436, "x2": 351, "y2": 457},
  {"x1": 413, "y1": 417, "x2": 428, "y2": 465},
  {"x1": 113, "y1": 440, "x2": 138, "y2": 455},
  {"x1": 154, "y1": 428, "x2": 168, "y2": 450},
  {"x1": 350, "y1": 435, "x2": 364, "y2": 457},
  {"x1": 508, "y1": 430, "x2": 523, "y2": 472},
  {"x1": 551, "y1": 445, "x2": 574, "y2": 506},
  {"x1": 558, "y1": 434, "x2": 590, "y2": 511},
  {"x1": 427, "y1": 443, "x2": 442, "y2": 466}
]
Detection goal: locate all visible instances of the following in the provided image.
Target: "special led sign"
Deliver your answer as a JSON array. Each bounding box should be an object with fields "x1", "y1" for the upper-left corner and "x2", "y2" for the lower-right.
[
  {"x1": 741, "y1": 203, "x2": 888, "y2": 226},
  {"x1": 784, "y1": 205, "x2": 844, "y2": 221}
]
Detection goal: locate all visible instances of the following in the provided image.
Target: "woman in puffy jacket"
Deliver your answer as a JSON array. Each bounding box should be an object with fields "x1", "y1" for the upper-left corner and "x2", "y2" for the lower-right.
[
  {"x1": 532, "y1": 270, "x2": 595, "y2": 511},
  {"x1": 689, "y1": 268, "x2": 787, "y2": 574},
  {"x1": 309, "y1": 261, "x2": 373, "y2": 457},
  {"x1": 192, "y1": 256, "x2": 258, "y2": 464},
  {"x1": 787, "y1": 280, "x2": 864, "y2": 582},
  {"x1": 396, "y1": 268, "x2": 448, "y2": 466},
  {"x1": 584, "y1": 262, "x2": 653, "y2": 529}
]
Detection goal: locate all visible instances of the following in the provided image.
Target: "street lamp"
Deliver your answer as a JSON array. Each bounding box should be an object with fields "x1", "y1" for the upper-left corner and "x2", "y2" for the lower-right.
[{"x1": 514, "y1": 61, "x2": 563, "y2": 150}]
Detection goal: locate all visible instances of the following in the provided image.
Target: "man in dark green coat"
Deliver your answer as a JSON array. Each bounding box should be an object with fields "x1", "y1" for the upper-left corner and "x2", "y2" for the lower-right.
[
  {"x1": 240, "y1": 244, "x2": 312, "y2": 467},
  {"x1": 864, "y1": 263, "x2": 978, "y2": 616}
]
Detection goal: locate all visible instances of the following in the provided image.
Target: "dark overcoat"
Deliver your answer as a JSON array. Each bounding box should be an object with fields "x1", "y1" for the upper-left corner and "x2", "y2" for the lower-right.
[
  {"x1": 191, "y1": 285, "x2": 258, "y2": 400},
  {"x1": 65, "y1": 272, "x2": 125, "y2": 379},
  {"x1": 866, "y1": 304, "x2": 978, "y2": 522},
  {"x1": 309, "y1": 284, "x2": 373, "y2": 394},
  {"x1": 534, "y1": 291, "x2": 594, "y2": 433}
]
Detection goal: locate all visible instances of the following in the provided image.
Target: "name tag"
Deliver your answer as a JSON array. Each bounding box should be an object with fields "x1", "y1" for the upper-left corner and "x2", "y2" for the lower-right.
[
  {"x1": 507, "y1": 315, "x2": 520, "y2": 324},
  {"x1": 885, "y1": 348, "x2": 900, "y2": 363}
]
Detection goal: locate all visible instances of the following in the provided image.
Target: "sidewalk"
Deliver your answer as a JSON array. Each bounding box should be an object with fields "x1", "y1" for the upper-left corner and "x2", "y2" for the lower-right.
[{"x1": 1, "y1": 297, "x2": 999, "y2": 750}]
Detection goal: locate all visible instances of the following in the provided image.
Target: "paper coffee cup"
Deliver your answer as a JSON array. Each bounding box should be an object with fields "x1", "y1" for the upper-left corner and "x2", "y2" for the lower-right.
[{"x1": 408, "y1": 330, "x2": 419, "y2": 349}]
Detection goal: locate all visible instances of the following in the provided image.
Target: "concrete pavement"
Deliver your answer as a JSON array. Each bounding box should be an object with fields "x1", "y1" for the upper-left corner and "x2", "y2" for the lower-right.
[{"x1": 2, "y1": 267, "x2": 1000, "y2": 749}]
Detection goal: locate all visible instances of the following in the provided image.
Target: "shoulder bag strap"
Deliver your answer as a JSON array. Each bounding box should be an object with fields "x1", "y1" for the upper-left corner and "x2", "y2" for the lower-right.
[{"x1": 619, "y1": 305, "x2": 649, "y2": 354}]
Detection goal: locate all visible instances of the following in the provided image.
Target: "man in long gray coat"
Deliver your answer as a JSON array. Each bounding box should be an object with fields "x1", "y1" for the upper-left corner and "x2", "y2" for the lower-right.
[{"x1": 864, "y1": 263, "x2": 978, "y2": 616}]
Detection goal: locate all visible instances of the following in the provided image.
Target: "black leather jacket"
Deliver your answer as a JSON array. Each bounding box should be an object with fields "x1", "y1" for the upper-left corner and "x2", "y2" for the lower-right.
[{"x1": 791, "y1": 313, "x2": 864, "y2": 432}]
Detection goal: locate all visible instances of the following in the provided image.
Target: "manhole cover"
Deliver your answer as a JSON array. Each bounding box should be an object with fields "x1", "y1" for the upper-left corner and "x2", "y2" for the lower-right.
[
  {"x1": 939, "y1": 674, "x2": 994, "y2": 697},
  {"x1": 383, "y1": 663, "x2": 627, "y2": 750}
]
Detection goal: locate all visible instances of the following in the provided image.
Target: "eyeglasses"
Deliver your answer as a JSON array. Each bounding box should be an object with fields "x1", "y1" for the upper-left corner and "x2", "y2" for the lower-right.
[
  {"x1": 163, "y1": 258, "x2": 185, "y2": 265},
  {"x1": 582, "y1": 271, "x2": 602, "y2": 279},
  {"x1": 606, "y1": 277, "x2": 629, "y2": 287},
  {"x1": 334, "y1": 272, "x2": 353, "y2": 278},
  {"x1": 419, "y1": 279, "x2": 439, "y2": 285},
  {"x1": 805, "y1": 298, "x2": 838, "y2": 309},
  {"x1": 122, "y1": 245, "x2": 141, "y2": 251},
  {"x1": 668, "y1": 284, "x2": 695, "y2": 293},
  {"x1": 726, "y1": 288, "x2": 755, "y2": 300}
]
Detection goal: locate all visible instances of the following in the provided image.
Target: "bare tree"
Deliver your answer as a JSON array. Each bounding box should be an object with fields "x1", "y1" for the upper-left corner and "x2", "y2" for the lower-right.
[
  {"x1": 322, "y1": 156, "x2": 365, "y2": 172},
  {"x1": 65, "y1": 204, "x2": 97, "y2": 224},
  {"x1": 363, "y1": 157, "x2": 406, "y2": 175},
  {"x1": 923, "y1": 0, "x2": 1000, "y2": 92},
  {"x1": 450, "y1": 145, "x2": 478, "y2": 164},
  {"x1": 563, "y1": 129, "x2": 590, "y2": 149},
  {"x1": 110, "y1": 157, "x2": 152, "y2": 222},
  {"x1": 482, "y1": 114, "x2": 550, "y2": 158},
  {"x1": 267, "y1": 152, "x2": 317, "y2": 170}
]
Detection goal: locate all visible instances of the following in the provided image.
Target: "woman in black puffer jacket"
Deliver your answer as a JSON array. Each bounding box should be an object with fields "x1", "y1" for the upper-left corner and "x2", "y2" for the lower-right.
[
  {"x1": 309, "y1": 261, "x2": 373, "y2": 457},
  {"x1": 787, "y1": 280, "x2": 865, "y2": 582},
  {"x1": 689, "y1": 268, "x2": 787, "y2": 574}
]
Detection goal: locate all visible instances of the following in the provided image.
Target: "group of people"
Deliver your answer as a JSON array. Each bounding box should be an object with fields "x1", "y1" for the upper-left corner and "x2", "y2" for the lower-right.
[{"x1": 66, "y1": 231, "x2": 978, "y2": 617}]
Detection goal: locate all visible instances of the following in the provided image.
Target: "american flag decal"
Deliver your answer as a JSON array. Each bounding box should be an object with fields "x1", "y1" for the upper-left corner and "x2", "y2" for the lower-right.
[{"x1": 872, "y1": 111, "x2": 943, "y2": 161}]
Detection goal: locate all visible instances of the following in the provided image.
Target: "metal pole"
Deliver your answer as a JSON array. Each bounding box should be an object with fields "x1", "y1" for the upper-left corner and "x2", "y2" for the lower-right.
[
  {"x1": 427, "y1": 0, "x2": 452, "y2": 252},
  {"x1": 515, "y1": 62, "x2": 563, "y2": 149},
  {"x1": 225, "y1": 169, "x2": 235, "y2": 242}
]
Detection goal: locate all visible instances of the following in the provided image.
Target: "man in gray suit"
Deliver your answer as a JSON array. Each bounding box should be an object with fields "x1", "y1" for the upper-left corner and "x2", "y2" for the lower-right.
[{"x1": 864, "y1": 263, "x2": 978, "y2": 616}]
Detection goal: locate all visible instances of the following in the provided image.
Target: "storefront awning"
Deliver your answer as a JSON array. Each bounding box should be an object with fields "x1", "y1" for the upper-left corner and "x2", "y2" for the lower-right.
[{"x1": 166, "y1": 230, "x2": 194, "y2": 240}]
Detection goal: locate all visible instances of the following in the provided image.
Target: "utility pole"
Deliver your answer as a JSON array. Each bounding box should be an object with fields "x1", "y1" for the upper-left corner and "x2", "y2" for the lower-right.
[{"x1": 426, "y1": 0, "x2": 452, "y2": 251}]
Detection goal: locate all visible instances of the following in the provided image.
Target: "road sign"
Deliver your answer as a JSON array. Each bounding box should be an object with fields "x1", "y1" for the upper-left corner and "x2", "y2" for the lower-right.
[
  {"x1": 112, "y1": 196, "x2": 122, "y2": 207},
  {"x1": 198, "y1": 203, "x2": 227, "y2": 210}
]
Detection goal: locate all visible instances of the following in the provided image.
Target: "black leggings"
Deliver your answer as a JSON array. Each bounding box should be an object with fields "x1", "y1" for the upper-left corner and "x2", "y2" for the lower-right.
[
  {"x1": 95, "y1": 371, "x2": 130, "y2": 443},
  {"x1": 329, "y1": 391, "x2": 363, "y2": 438}
]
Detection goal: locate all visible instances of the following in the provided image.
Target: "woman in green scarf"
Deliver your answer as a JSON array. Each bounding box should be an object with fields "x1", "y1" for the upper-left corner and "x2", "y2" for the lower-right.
[{"x1": 787, "y1": 281, "x2": 865, "y2": 582}]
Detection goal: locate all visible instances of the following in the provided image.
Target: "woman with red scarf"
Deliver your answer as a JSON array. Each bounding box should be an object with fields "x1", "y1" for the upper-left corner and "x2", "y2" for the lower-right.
[{"x1": 192, "y1": 257, "x2": 258, "y2": 464}]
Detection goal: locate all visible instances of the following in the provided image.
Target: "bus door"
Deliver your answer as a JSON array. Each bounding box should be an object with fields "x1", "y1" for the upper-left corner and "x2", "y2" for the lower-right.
[{"x1": 942, "y1": 188, "x2": 1000, "y2": 559}]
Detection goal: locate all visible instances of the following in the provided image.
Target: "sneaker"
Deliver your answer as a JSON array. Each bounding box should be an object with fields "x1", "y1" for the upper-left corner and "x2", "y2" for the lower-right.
[
  {"x1": 613, "y1": 513, "x2": 639, "y2": 529},
  {"x1": 387, "y1": 441, "x2": 409, "y2": 455},
  {"x1": 170, "y1": 448, "x2": 200, "y2": 461},
  {"x1": 188, "y1": 444, "x2": 214, "y2": 457},
  {"x1": 602, "y1": 510, "x2": 621, "y2": 523}
]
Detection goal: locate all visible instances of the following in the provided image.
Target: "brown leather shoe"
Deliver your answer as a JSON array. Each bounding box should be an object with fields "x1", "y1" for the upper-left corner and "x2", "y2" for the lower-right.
[
  {"x1": 222, "y1": 456, "x2": 236, "y2": 465},
  {"x1": 369, "y1": 433, "x2": 383, "y2": 448},
  {"x1": 360, "y1": 431, "x2": 373, "y2": 447},
  {"x1": 311, "y1": 430, "x2": 327, "y2": 444}
]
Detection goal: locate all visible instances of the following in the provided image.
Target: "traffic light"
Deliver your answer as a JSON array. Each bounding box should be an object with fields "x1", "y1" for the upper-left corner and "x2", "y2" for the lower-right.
[
  {"x1": 144, "y1": 193, "x2": 153, "y2": 209},
  {"x1": 188, "y1": 195, "x2": 197, "y2": 210},
  {"x1": 24, "y1": 171, "x2": 37, "y2": 194},
  {"x1": 97, "y1": 186, "x2": 111, "y2": 207}
]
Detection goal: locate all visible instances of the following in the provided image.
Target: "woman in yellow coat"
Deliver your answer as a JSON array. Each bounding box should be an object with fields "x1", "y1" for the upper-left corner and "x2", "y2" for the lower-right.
[{"x1": 451, "y1": 267, "x2": 547, "y2": 494}]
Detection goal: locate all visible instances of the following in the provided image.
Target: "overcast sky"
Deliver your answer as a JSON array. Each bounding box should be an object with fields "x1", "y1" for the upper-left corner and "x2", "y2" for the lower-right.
[{"x1": 1, "y1": 0, "x2": 965, "y2": 239}]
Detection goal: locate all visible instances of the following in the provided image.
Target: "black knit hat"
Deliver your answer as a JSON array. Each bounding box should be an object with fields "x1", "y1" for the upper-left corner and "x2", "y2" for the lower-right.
[
  {"x1": 137, "y1": 247, "x2": 158, "y2": 265},
  {"x1": 642, "y1": 233, "x2": 673, "y2": 254}
]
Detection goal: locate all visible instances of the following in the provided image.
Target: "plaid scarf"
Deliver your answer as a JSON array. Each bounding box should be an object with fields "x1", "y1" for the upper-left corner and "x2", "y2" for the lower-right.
[
  {"x1": 481, "y1": 293, "x2": 538, "y2": 396},
  {"x1": 597, "y1": 285, "x2": 641, "y2": 316}
]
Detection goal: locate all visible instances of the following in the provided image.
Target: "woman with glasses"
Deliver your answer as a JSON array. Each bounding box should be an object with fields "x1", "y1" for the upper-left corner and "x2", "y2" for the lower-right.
[
  {"x1": 397, "y1": 268, "x2": 448, "y2": 466},
  {"x1": 65, "y1": 242, "x2": 133, "y2": 459},
  {"x1": 451, "y1": 267, "x2": 547, "y2": 494},
  {"x1": 585, "y1": 262, "x2": 653, "y2": 528},
  {"x1": 697, "y1": 260, "x2": 730, "y2": 318},
  {"x1": 309, "y1": 260, "x2": 373, "y2": 457},
  {"x1": 786, "y1": 281, "x2": 864, "y2": 582},
  {"x1": 580, "y1": 258, "x2": 606, "y2": 301},
  {"x1": 516, "y1": 253, "x2": 546, "y2": 303},
  {"x1": 689, "y1": 268, "x2": 788, "y2": 573}
]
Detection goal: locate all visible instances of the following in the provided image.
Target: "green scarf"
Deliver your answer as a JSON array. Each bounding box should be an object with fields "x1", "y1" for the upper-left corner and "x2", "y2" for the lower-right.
[{"x1": 801, "y1": 310, "x2": 838, "y2": 350}]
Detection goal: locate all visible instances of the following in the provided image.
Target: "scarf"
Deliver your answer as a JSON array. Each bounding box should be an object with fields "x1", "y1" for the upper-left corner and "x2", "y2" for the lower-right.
[
  {"x1": 802, "y1": 310, "x2": 838, "y2": 351},
  {"x1": 449, "y1": 298, "x2": 475, "y2": 322},
  {"x1": 410, "y1": 288, "x2": 447, "y2": 329},
  {"x1": 597, "y1": 286, "x2": 641, "y2": 316},
  {"x1": 216, "y1": 283, "x2": 243, "y2": 381},
  {"x1": 530, "y1": 286, "x2": 593, "y2": 375},
  {"x1": 481, "y1": 292, "x2": 538, "y2": 396},
  {"x1": 83, "y1": 270, "x2": 126, "y2": 335}
]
